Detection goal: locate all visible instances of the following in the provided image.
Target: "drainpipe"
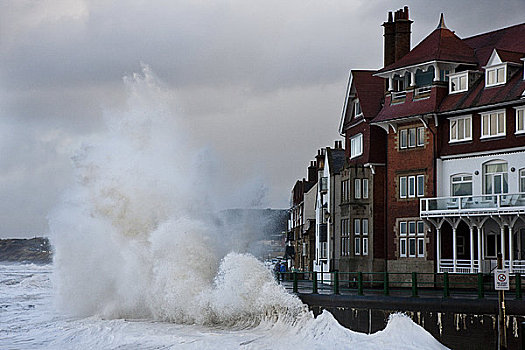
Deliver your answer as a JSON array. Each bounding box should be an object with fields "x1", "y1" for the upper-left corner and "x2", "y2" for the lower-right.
[{"x1": 427, "y1": 114, "x2": 438, "y2": 272}]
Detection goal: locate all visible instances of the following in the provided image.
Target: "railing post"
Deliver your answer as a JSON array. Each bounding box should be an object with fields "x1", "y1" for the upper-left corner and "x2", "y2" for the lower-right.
[
  {"x1": 293, "y1": 272, "x2": 298, "y2": 293},
  {"x1": 412, "y1": 272, "x2": 418, "y2": 297},
  {"x1": 443, "y1": 272, "x2": 450, "y2": 298},
  {"x1": 358, "y1": 272, "x2": 364, "y2": 296},
  {"x1": 516, "y1": 273, "x2": 522, "y2": 300},
  {"x1": 477, "y1": 273, "x2": 484, "y2": 299},
  {"x1": 383, "y1": 272, "x2": 389, "y2": 296},
  {"x1": 334, "y1": 271, "x2": 340, "y2": 295},
  {"x1": 312, "y1": 271, "x2": 318, "y2": 294}
]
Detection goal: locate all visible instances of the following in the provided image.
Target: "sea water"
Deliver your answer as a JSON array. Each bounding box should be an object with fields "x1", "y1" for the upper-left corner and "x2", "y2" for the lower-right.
[
  {"x1": 2, "y1": 66, "x2": 448, "y2": 349},
  {"x1": 1, "y1": 262, "x2": 448, "y2": 349}
]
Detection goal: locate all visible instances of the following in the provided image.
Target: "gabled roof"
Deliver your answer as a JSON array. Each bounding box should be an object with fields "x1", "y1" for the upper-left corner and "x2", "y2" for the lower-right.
[
  {"x1": 352, "y1": 70, "x2": 385, "y2": 119},
  {"x1": 377, "y1": 27, "x2": 477, "y2": 74},
  {"x1": 340, "y1": 70, "x2": 384, "y2": 133}
]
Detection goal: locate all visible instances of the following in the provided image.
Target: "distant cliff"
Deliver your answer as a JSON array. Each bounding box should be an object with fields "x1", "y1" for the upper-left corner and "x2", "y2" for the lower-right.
[{"x1": 0, "y1": 237, "x2": 52, "y2": 264}]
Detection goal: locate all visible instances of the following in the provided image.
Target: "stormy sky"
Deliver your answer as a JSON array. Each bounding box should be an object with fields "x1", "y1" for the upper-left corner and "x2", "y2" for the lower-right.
[{"x1": 1, "y1": 0, "x2": 524, "y2": 238}]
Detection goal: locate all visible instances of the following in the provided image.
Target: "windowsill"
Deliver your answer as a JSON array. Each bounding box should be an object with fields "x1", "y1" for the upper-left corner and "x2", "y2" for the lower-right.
[
  {"x1": 449, "y1": 89, "x2": 468, "y2": 94},
  {"x1": 515, "y1": 130, "x2": 525, "y2": 135},
  {"x1": 350, "y1": 154, "x2": 363, "y2": 159},
  {"x1": 448, "y1": 138, "x2": 473, "y2": 144},
  {"x1": 485, "y1": 82, "x2": 506, "y2": 88},
  {"x1": 480, "y1": 134, "x2": 506, "y2": 140}
]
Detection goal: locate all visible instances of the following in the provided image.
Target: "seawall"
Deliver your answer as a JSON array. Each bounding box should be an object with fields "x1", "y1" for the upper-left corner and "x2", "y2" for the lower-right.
[{"x1": 298, "y1": 293, "x2": 525, "y2": 349}]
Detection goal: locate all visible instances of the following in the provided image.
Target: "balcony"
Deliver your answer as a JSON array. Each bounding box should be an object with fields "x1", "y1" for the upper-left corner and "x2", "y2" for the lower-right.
[
  {"x1": 420, "y1": 193, "x2": 525, "y2": 217},
  {"x1": 390, "y1": 90, "x2": 406, "y2": 103},
  {"x1": 413, "y1": 86, "x2": 431, "y2": 99}
]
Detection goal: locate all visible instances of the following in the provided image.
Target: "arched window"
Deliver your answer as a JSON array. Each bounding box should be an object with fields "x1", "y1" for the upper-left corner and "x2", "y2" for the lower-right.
[
  {"x1": 483, "y1": 160, "x2": 508, "y2": 194},
  {"x1": 451, "y1": 173, "x2": 472, "y2": 196}
]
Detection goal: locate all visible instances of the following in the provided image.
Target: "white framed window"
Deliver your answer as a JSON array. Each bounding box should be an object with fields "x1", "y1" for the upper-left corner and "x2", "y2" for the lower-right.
[
  {"x1": 362, "y1": 179, "x2": 369, "y2": 199},
  {"x1": 350, "y1": 134, "x2": 363, "y2": 159},
  {"x1": 341, "y1": 219, "x2": 350, "y2": 256},
  {"x1": 449, "y1": 115, "x2": 472, "y2": 142},
  {"x1": 417, "y1": 238, "x2": 425, "y2": 257},
  {"x1": 417, "y1": 127, "x2": 425, "y2": 146},
  {"x1": 362, "y1": 219, "x2": 368, "y2": 236},
  {"x1": 486, "y1": 64, "x2": 506, "y2": 87},
  {"x1": 483, "y1": 161, "x2": 508, "y2": 195},
  {"x1": 481, "y1": 110, "x2": 506, "y2": 138},
  {"x1": 400, "y1": 238, "x2": 407, "y2": 257},
  {"x1": 408, "y1": 128, "x2": 416, "y2": 148},
  {"x1": 363, "y1": 237, "x2": 368, "y2": 256},
  {"x1": 341, "y1": 179, "x2": 349, "y2": 202},
  {"x1": 408, "y1": 238, "x2": 416, "y2": 257},
  {"x1": 515, "y1": 107, "x2": 525, "y2": 134},
  {"x1": 417, "y1": 221, "x2": 425, "y2": 236},
  {"x1": 354, "y1": 219, "x2": 361, "y2": 236},
  {"x1": 354, "y1": 100, "x2": 363, "y2": 118},
  {"x1": 399, "y1": 176, "x2": 407, "y2": 198},
  {"x1": 354, "y1": 237, "x2": 361, "y2": 255},
  {"x1": 400, "y1": 221, "x2": 407, "y2": 236},
  {"x1": 354, "y1": 179, "x2": 362, "y2": 199},
  {"x1": 320, "y1": 242, "x2": 327, "y2": 259},
  {"x1": 399, "y1": 129, "x2": 408, "y2": 149},
  {"x1": 408, "y1": 176, "x2": 416, "y2": 198},
  {"x1": 451, "y1": 174, "x2": 473, "y2": 196},
  {"x1": 449, "y1": 72, "x2": 468, "y2": 93},
  {"x1": 521, "y1": 169, "x2": 525, "y2": 192},
  {"x1": 417, "y1": 175, "x2": 425, "y2": 197},
  {"x1": 409, "y1": 221, "x2": 416, "y2": 236}
]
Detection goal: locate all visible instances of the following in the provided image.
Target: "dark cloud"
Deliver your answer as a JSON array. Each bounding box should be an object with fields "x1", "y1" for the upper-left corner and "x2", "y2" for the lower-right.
[{"x1": 1, "y1": 0, "x2": 524, "y2": 237}]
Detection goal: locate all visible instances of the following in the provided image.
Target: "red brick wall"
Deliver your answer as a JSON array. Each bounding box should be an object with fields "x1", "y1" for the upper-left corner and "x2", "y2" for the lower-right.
[
  {"x1": 386, "y1": 120, "x2": 436, "y2": 260},
  {"x1": 373, "y1": 166, "x2": 386, "y2": 259},
  {"x1": 345, "y1": 122, "x2": 387, "y2": 165}
]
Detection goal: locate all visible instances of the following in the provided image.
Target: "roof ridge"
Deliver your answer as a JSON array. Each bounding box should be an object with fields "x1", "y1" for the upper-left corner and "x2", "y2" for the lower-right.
[{"x1": 464, "y1": 22, "x2": 525, "y2": 41}]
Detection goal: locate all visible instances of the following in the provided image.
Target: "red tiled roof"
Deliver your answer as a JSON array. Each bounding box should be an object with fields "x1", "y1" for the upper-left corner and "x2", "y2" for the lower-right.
[
  {"x1": 372, "y1": 92, "x2": 438, "y2": 123},
  {"x1": 439, "y1": 70, "x2": 525, "y2": 113},
  {"x1": 377, "y1": 28, "x2": 477, "y2": 73},
  {"x1": 464, "y1": 23, "x2": 525, "y2": 66},
  {"x1": 352, "y1": 70, "x2": 384, "y2": 119}
]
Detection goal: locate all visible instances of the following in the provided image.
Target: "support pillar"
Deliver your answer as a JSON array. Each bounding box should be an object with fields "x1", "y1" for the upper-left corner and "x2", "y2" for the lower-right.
[
  {"x1": 410, "y1": 70, "x2": 416, "y2": 87},
  {"x1": 453, "y1": 225, "x2": 457, "y2": 273},
  {"x1": 509, "y1": 227, "x2": 514, "y2": 273},
  {"x1": 436, "y1": 227, "x2": 441, "y2": 273},
  {"x1": 501, "y1": 225, "x2": 506, "y2": 265},
  {"x1": 470, "y1": 225, "x2": 475, "y2": 273},
  {"x1": 477, "y1": 226, "x2": 482, "y2": 273},
  {"x1": 388, "y1": 75, "x2": 394, "y2": 92}
]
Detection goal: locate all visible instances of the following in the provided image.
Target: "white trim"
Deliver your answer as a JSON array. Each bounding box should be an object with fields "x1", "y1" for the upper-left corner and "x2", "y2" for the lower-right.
[
  {"x1": 480, "y1": 109, "x2": 506, "y2": 139},
  {"x1": 350, "y1": 133, "x2": 363, "y2": 159},
  {"x1": 339, "y1": 71, "x2": 353, "y2": 135},
  {"x1": 440, "y1": 145, "x2": 525, "y2": 160},
  {"x1": 374, "y1": 59, "x2": 471, "y2": 78},
  {"x1": 485, "y1": 63, "x2": 507, "y2": 87},
  {"x1": 449, "y1": 71, "x2": 468, "y2": 93},
  {"x1": 448, "y1": 115, "x2": 473, "y2": 143},
  {"x1": 515, "y1": 106, "x2": 525, "y2": 134}
]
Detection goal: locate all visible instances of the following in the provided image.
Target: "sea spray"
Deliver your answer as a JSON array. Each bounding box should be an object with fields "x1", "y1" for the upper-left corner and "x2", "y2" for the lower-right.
[{"x1": 49, "y1": 65, "x2": 301, "y2": 325}]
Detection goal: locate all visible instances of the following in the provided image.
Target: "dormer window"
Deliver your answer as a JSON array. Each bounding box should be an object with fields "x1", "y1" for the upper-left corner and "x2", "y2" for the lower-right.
[
  {"x1": 354, "y1": 100, "x2": 363, "y2": 118},
  {"x1": 350, "y1": 134, "x2": 363, "y2": 159},
  {"x1": 486, "y1": 63, "x2": 507, "y2": 87},
  {"x1": 449, "y1": 72, "x2": 468, "y2": 93}
]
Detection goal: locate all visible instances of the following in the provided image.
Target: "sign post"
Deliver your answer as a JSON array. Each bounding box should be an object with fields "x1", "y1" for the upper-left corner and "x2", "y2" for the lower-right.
[{"x1": 495, "y1": 253, "x2": 508, "y2": 350}]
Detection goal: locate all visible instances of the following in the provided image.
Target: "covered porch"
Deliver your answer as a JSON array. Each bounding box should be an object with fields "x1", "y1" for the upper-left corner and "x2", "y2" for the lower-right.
[{"x1": 420, "y1": 193, "x2": 525, "y2": 274}]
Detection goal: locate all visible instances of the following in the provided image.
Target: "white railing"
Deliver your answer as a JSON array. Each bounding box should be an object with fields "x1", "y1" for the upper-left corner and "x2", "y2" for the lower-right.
[
  {"x1": 440, "y1": 259, "x2": 525, "y2": 274},
  {"x1": 414, "y1": 86, "x2": 432, "y2": 98},
  {"x1": 439, "y1": 259, "x2": 479, "y2": 273},
  {"x1": 504, "y1": 260, "x2": 525, "y2": 274},
  {"x1": 421, "y1": 193, "x2": 525, "y2": 217},
  {"x1": 391, "y1": 90, "x2": 406, "y2": 101}
]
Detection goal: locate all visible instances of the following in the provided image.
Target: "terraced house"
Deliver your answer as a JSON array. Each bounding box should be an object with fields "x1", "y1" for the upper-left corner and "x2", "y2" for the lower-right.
[
  {"x1": 371, "y1": 8, "x2": 525, "y2": 275},
  {"x1": 288, "y1": 7, "x2": 525, "y2": 278}
]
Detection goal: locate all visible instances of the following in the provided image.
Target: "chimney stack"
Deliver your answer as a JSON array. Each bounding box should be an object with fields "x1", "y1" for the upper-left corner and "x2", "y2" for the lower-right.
[
  {"x1": 383, "y1": 7, "x2": 412, "y2": 67},
  {"x1": 307, "y1": 161, "x2": 318, "y2": 183}
]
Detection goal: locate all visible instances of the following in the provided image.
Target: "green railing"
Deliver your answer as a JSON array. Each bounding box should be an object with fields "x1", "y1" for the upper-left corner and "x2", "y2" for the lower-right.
[{"x1": 275, "y1": 270, "x2": 523, "y2": 300}]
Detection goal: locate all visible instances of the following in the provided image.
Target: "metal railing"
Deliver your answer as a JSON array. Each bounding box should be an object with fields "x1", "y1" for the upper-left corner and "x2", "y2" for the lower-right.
[
  {"x1": 420, "y1": 193, "x2": 525, "y2": 216},
  {"x1": 276, "y1": 270, "x2": 523, "y2": 300}
]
